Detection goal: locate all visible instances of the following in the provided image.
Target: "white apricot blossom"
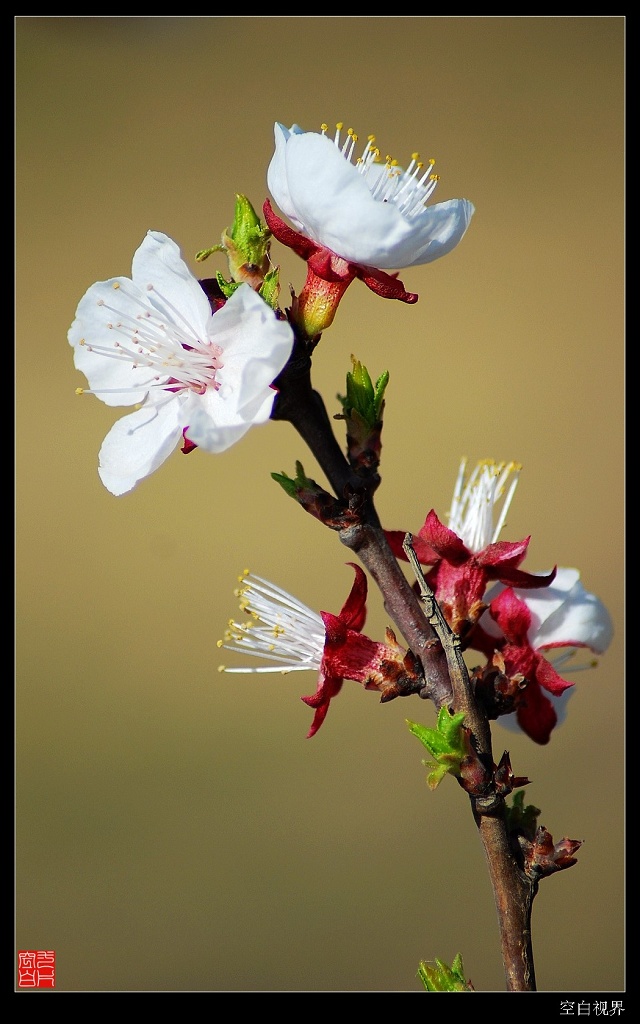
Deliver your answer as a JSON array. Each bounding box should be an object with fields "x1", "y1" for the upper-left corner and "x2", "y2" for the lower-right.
[
  {"x1": 266, "y1": 121, "x2": 474, "y2": 270},
  {"x1": 68, "y1": 231, "x2": 294, "y2": 495}
]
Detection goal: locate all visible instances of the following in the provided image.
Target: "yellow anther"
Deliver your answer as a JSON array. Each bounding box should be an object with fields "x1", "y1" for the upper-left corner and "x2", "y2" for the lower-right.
[
  {"x1": 79, "y1": 338, "x2": 86, "y2": 346},
  {"x1": 430, "y1": 174, "x2": 440, "y2": 182},
  {"x1": 216, "y1": 640, "x2": 223, "y2": 648},
  {"x1": 412, "y1": 152, "x2": 420, "y2": 161},
  {"x1": 368, "y1": 134, "x2": 376, "y2": 142},
  {"x1": 335, "y1": 121, "x2": 343, "y2": 130},
  {"x1": 429, "y1": 158, "x2": 436, "y2": 165},
  {"x1": 75, "y1": 387, "x2": 84, "y2": 396},
  {"x1": 217, "y1": 665, "x2": 226, "y2": 672},
  {"x1": 320, "y1": 123, "x2": 328, "y2": 132},
  {"x1": 112, "y1": 282, "x2": 120, "y2": 289}
]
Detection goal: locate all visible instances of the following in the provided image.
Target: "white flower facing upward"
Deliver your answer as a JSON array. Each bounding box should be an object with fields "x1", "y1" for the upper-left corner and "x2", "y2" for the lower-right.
[
  {"x1": 267, "y1": 121, "x2": 475, "y2": 270},
  {"x1": 68, "y1": 231, "x2": 294, "y2": 495}
]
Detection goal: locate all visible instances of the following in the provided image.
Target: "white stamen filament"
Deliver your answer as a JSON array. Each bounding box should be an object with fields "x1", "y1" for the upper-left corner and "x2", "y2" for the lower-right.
[
  {"x1": 448, "y1": 458, "x2": 522, "y2": 552},
  {"x1": 322, "y1": 120, "x2": 441, "y2": 220},
  {"x1": 82, "y1": 282, "x2": 222, "y2": 397},
  {"x1": 218, "y1": 572, "x2": 325, "y2": 674}
]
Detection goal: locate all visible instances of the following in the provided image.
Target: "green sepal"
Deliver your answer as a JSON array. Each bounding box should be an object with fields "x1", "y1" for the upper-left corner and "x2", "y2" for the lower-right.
[
  {"x1": 195, "y1": 244, "x2": 226, "y2": 263},
  {"x1": 505, "y1": 789, "x2": 541, "y2": 839},
  {"x1": 196, "y1": 195, "x2": 271, "y2": 287},
  {"x1": 258, "y1": 267, "x2": 281, "y2": 308},
  {"x1": 407, "y1": 707, "x2": 467, "y2": 790},
  {"x1": 216, "y1": 272, "x2": 242, "y2": 300},
  {"x1": 226, "y1": 194, "x2": 271, "y2": 265},
  {"x1": 210, "y1": 267, "x2": 280, "y2": 307},
  {"x1": 418, "y1": 953, "x2": 471, "y2": 992}
]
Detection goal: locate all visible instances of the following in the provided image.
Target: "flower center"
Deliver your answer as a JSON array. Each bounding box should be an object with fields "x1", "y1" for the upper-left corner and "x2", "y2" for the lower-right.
[
  {"x1": 217, "y1": 571, "x2": 325, "y2": 674},
  {"x1": 321, "y1": 121, "x2": 441, "y2": 218},
  {"x1": 448, "y1": 458, "x2": 522, "y2": 552},
  {"x1": 77, "y1": 280, "x2": 224, "y2": 398}
]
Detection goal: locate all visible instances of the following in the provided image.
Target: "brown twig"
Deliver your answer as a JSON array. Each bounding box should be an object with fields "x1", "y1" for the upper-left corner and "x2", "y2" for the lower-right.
[
  {"x1": 402, "y1": 532, "x2": 537, "y2": 991},
  {"x1": 272, "y1": 342, "x2": 538, "y2": 991}
]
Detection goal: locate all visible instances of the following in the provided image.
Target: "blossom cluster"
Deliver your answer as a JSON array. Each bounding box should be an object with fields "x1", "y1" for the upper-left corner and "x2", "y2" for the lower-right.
[
  {"x1": 219, "y1": 459, "x2": 612, "y2": 744},
  {"x1": 68, "y1": 119, "x2": 612, "y2": 747},
  {"x1": 387, "y1": 459, "x2": 613, "y2": 744}
]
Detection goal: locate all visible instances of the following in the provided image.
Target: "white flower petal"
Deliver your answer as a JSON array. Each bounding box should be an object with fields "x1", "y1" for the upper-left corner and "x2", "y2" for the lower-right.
[
  {"x1": 69, "y1": 277, "x2": 164, "y2": 406},
  {"x1": 97, "y1": 397, "x2": 185, "y2": 496},
  {"x1": 532, "y1": 577, "x2": 614, "y2": 653},
  {"x1": 483, "y1": 569, "x2": 579, "y2": 637},
  {"x1": 131, "y1": 231, "x2": 213, "y2": 339},
  {"x1": 266, "y1": 122, "x2": 306, "y2": 225},
  {"x1": 214, "y1": 285, "x2": 295, "y2": 409},
  {"x1": 482, "y1": 568, "x2": 613, "y2": 654},
  {"x1": 184, "y1": 285, "x2": 294, "y2": 452},
  {"x1": 401, "y1": 200, "x2": 476, "y2": 267},
  {"x1": 267, "y1": 121, "x2": 474, "y2": 270}
]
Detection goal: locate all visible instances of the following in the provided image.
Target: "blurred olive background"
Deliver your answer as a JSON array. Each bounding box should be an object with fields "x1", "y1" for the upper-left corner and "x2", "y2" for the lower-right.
[{"x1": 16, "y1": 17, "x2": 624, "y2": 993}]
